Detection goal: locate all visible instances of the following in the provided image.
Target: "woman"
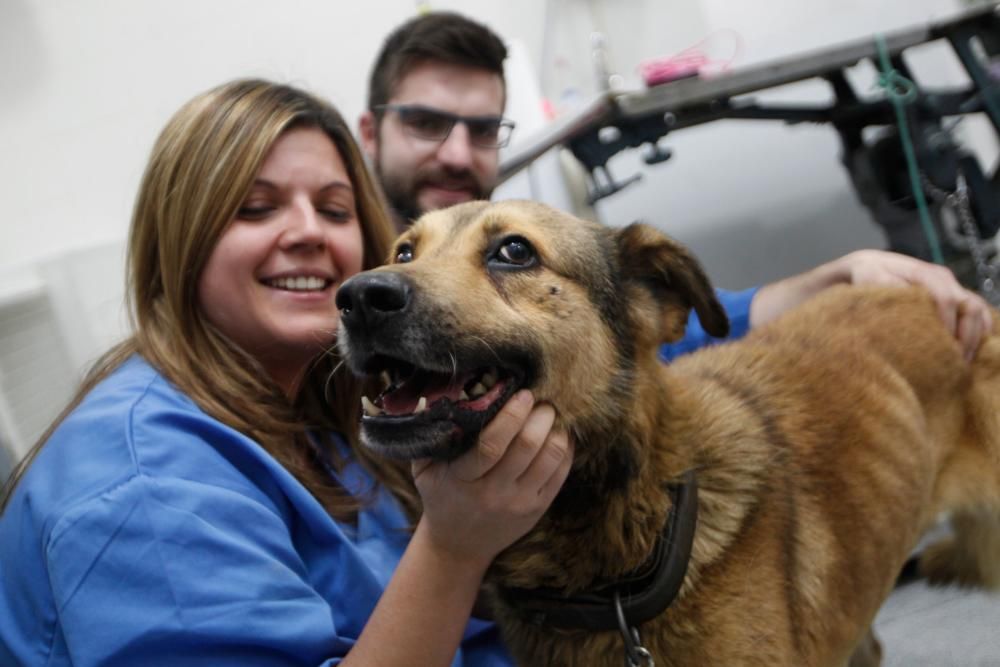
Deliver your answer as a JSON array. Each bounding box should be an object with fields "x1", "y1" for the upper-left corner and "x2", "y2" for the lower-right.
[{"x1": 0, "y1": 79, "x2": 571, "y2": 666}]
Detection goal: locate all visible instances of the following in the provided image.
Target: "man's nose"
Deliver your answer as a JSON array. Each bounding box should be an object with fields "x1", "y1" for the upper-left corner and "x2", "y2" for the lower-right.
[{"x1": 436, "y1": 122, "x2": 475, "y2": 169}]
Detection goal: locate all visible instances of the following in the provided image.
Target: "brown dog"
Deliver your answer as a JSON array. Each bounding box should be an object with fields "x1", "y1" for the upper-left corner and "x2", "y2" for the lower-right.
[{"x1": 336, "y1": 199, "x2": 1000, "y2": 666}]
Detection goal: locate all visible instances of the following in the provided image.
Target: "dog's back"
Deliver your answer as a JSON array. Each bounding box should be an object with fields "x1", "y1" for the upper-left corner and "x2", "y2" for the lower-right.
[{"x1": 644, "y1": 285, "x2": 1000, "y2": 666}]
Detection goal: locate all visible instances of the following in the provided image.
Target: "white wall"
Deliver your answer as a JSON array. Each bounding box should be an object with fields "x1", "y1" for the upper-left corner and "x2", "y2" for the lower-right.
[{"x1": 0, "y1": 0, "x2": 547, "y2": 271}]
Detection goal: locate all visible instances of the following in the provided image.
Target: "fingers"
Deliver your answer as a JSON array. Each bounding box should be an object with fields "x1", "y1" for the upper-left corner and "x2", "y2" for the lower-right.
[
  {"x1": 448, "y1": 390, "x2": 535, "y2": 481},
  {"x1": 486, "y1": 403, "x2": 572, "y2": 505},
  {"x1": 955, "y1": 293, "x2": 994, "y2": 361},
  {"x1": 957, "y1": 306, "x2": 979, "y2": 362},
  {"x1": 850, "y1": 251, "x2": 994, "y2": 361},
  {"x1": 488, "y1": 402, "x2": 557, "y2": 481},
  {"x1": 927, "y1": 283, "x2": 961, "y2": 339},
  {"x1": 525, "y1": 431, "x2": 574, "y2": 505},
  {"x1": 447, "y1": 390, "x2": 573, "y2": 503},
  {"x1": 924, "y1": 281, "x2": 992, "y2": 362},
  {"x1": 922, "y1": 281, "x2": 990, "y2": 361}
]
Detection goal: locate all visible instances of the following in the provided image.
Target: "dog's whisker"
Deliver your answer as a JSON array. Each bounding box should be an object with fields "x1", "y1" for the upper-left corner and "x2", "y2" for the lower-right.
[
  {"x1": 468, "y1": 335, "x2": 503, "y2": 365},
  {"x1": 323, "y1": 358, "x2": 348, "y2": 403}
]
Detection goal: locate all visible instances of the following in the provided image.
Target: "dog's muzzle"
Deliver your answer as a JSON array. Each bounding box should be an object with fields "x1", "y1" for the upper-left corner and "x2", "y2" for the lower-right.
[{"x1": 336, "y1": 270, "x2": 526, "y2": 461}]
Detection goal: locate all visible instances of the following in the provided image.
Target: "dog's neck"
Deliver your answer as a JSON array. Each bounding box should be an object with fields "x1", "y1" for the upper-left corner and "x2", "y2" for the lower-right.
[
  {"x1": 490, "y1": 362, "x2": 763, "y2": 600},
  {"x1": 496, "y1": 469, "x2": 698, "y2": 632},
  {"x1": 490, "y1": 371, "x2": 696, "y2": 592}
]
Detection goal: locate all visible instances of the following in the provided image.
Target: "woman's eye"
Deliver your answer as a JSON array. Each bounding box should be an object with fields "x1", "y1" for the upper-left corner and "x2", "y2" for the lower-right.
[
  {"x1": 395, "y1": 244, "x2": 414, "y2": 263},
  {"x1": 497, "y1": 238, "x2": 535, "y2": 265},
  {"x1": 320, "y1": 208, "x2": 352, "y2": 222},
  {"x1": 236, "y1": 206, "x2": 273, "y2": 220}
]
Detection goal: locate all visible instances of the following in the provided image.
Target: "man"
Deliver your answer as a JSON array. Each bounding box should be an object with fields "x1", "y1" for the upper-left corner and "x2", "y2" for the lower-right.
[
  {"x1": 359, "y1": 11, "x2": 993, "y2": 357},
  {"x1": 359, "y1": 11, "x2": 506, "y2": 235}
]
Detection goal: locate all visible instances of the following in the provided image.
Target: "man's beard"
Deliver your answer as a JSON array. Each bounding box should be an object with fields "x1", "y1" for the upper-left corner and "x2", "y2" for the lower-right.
[{"x1": 375, "y1": 160, "x2": 494, "y2": 229}]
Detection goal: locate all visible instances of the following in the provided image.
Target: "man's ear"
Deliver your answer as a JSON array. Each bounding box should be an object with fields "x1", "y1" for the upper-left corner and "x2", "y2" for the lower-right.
[
  {"x1": 358, "y1": 110, "x2": 378, "y2": 161},
  {"x1": 616, "y1": 222, "x2": 730, "y2": 343}
]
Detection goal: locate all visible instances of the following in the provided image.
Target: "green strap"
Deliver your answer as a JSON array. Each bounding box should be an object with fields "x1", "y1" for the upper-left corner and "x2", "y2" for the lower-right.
[{"x1": 875, "y1": 33, "x2": 946, "y2": 265}]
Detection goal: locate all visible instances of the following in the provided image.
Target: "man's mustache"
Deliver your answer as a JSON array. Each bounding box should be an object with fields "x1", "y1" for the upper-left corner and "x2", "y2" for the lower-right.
[{"x1": 415, "y1": 167, "x2": 486, "y2": 195}]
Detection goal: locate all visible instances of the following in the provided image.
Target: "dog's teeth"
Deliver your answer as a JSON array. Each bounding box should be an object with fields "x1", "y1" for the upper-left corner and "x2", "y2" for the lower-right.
[
  {"x1": 415, "y1": 396, "x2": 428, "y2": 413},
  {"x1": 361, "y1": 396, "x2": 382, "y2": 417},
  {"x1": 470, "y1": 382, "x2": 487, "y2": 398},
  {"x1": 380, "y1": 371, "x2": 391, "y2": 388},
  {"x1": 482, "y1": 369, "x2": 497, "y2": 389},
  {"x1": 459, "y1": 389, "x2": 470, "y2": 401}
]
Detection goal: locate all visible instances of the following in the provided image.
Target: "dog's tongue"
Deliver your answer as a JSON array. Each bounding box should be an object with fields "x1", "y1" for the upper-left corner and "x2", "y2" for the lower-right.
[{"x1": 381, "y1": 370, "x2": 475, "y2": 415}]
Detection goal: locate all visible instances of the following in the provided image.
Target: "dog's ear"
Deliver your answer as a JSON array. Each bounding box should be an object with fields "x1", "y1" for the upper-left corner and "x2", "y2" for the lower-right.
[{"x1": 616, "y1": 222, "x2": 730, "y2": 342}]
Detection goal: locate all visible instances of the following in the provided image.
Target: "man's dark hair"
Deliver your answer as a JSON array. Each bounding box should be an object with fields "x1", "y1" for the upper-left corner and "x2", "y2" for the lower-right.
[{"x1": 367, "y1": 11, "x2": 508, "y2": 111}]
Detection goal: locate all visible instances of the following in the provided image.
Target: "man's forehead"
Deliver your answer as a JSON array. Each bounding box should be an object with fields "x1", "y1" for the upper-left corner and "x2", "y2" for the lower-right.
[{"x1": 390, "y1": 61, "x2": 505, "y2": 114}]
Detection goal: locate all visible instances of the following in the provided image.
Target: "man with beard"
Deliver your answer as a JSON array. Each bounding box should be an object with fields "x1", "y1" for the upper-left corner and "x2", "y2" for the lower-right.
[
  {"x1": 359, "y1": 11, "x2": 505, "y2": 234},
  {"x1": 359, "y1": 11, "x2": 992, "y2": 358}
]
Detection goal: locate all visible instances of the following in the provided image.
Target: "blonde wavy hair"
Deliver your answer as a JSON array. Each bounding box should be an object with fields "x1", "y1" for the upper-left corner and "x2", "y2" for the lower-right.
[{"x1": 2, "y1": 79, "x2": 419, "y2": 521}]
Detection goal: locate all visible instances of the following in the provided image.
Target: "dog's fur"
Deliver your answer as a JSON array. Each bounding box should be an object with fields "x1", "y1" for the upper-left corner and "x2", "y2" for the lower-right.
[{"x1": 336, "y1": 200, "x2": 1000, "y2": 666}]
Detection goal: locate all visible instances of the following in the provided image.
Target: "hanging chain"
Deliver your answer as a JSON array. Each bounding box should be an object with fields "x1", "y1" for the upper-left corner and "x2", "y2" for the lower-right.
[
  {"x1": 920, "y1": 172, "x2": 1000, "y2": 305},
  {"x1": 614, "y1": 590, "x2": 655, "y2": 667}
]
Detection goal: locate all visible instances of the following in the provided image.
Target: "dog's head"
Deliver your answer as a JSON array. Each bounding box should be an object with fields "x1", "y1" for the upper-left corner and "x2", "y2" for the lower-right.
[{"x1": 336, "y1": 200, "x2": 728, "y2": 461}]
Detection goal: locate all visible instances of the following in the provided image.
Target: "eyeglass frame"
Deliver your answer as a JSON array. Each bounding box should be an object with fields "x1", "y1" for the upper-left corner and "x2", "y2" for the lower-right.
[{"x1": 373, "y1": 104, "x2": 516, "y2": 149}]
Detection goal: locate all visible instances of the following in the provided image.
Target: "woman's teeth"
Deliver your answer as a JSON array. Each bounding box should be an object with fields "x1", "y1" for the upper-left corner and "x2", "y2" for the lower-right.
[{"x1": 266, "y1": 276, "x2": 328, "y2": 291}]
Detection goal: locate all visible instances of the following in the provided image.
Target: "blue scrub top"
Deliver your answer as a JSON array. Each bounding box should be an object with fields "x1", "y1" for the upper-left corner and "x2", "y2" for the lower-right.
[
  {"x1": 0, "y1": 356, "x2": 508, "y2": 666},
  {"x1": 660, "y1": 287, "x2": 757, "y2": 362}
]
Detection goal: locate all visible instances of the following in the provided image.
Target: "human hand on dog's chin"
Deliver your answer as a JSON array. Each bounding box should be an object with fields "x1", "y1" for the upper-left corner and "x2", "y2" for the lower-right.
[
  {"x1": 410, "y1": 389, "x2": 574, "y2": 572},
  {"x1": 751, "y1": 249, "x2": 993, "y2": 361}
]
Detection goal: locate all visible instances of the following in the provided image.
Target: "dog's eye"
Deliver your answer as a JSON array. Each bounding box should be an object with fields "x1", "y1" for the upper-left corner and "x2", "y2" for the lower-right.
[
  {"x1": 495, "y1": 237, "x2": 535, "y2": 267},
  {"x1": 395, "y1": 243, "x2": 414, "y2": 264}
]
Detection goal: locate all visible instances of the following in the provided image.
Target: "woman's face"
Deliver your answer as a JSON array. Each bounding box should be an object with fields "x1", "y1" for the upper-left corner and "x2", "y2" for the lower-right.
[{"x1": 198, "y1": 126, "x2": 364, "y2": 396}]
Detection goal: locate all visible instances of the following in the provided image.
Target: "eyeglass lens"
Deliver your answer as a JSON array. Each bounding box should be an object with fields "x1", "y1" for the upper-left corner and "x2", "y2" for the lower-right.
[{"x1": 395, "y1": 106, "x2": 511, "y2": 147}]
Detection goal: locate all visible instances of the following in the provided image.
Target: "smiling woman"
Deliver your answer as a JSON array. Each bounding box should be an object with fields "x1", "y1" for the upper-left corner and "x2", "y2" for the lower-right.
[
  {"x1": 0, "y1": 78, "x2": 573, "y2": 667},
  {"x1": 198, "y1": 127, "x2": 364, "y2": 397}
]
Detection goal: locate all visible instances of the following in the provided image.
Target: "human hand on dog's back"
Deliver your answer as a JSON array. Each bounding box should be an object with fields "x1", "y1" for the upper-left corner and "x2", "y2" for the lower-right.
[
  {"x1": 411, "y1": 389, "x2": 574, "y2": 571},
  {"x1": 835, "y1": 250, "x2": 993, "y2": 361},
  {"x1": 750, "y1": 248, "x2": 993, "y2": 361}
]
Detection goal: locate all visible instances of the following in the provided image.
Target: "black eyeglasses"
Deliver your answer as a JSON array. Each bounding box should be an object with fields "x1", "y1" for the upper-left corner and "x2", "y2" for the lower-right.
[{"x1": 374, "y1": 104, "x2": 515, "y2": 148}]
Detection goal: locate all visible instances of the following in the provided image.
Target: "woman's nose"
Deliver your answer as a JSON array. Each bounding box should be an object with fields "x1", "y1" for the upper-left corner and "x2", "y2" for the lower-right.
[{"x1": 284, "y1": 201, "x2": 325, "y2": 247}]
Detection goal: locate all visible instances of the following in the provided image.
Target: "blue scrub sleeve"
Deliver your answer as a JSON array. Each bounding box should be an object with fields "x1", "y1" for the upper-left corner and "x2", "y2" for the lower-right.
[
  {"x1": 659, "y1": 287, "x2": 758, "y2": 362},
  {"x1": 46, "y1": 474, "x2": 352, "y2": 667}
]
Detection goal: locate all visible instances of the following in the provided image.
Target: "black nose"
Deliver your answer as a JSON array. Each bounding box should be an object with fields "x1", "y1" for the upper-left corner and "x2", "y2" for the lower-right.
[{"x1": 337, "y1": 271, "x2": 412, "y2": 330}]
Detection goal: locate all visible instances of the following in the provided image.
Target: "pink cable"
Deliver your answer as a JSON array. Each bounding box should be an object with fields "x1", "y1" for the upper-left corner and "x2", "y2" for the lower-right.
[{"x1": 639, "y1": 29, "x2": 744, "y2": 86}]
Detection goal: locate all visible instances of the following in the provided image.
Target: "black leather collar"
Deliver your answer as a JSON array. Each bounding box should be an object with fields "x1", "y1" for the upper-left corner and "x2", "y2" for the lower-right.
[{"x1": 499, "y1": 469, "x2": 698, "y2": 632}]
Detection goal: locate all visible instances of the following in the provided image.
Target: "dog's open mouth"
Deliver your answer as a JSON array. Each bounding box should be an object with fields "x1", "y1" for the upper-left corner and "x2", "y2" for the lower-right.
[{"x1": 358, "y1": 356, "x2": 525, "y2": 461}]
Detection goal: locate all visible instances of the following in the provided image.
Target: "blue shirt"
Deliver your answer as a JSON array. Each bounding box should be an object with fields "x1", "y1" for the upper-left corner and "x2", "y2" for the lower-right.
[
  {"x1": 660, "y1": 287, "x2": 757, "y2": 362},
  {"x1": 0, "y1": 356, "x2": 507, "y2": 666}
]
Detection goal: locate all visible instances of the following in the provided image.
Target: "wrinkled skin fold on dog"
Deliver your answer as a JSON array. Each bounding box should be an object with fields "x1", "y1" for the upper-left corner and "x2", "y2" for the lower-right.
[{"x1": 337, "y1": 200, "x2": 1000, "y2": 666}]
